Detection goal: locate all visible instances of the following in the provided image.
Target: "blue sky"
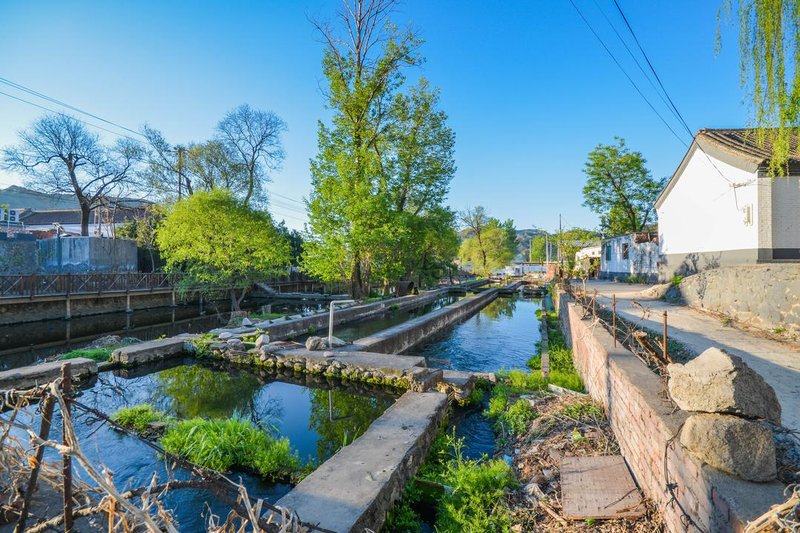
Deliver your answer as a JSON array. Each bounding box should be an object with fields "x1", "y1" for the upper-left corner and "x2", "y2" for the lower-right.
[{"x1": 0, "y1": 1, "x2": 747, "y2": 232}]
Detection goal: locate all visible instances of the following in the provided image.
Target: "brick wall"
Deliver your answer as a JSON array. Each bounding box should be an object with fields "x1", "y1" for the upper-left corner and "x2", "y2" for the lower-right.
[{"x1": 557, "y1": 291, "x2": 785, "y2": 532}]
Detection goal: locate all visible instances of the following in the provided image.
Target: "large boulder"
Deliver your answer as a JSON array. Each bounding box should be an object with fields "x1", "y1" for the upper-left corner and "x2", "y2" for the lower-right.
[
  {"x1": 305, "y1": 336, "x2": 348, "y2": 351},
  {"x1": 667, "y1": 347, "x2": 781, "y2": 424},
  {"x1": 680, "y1": 413, "x2": 776, "y2": 482}
]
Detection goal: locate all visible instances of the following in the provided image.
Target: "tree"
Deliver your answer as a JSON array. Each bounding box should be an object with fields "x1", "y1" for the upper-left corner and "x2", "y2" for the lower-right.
[
  {"x1": 2, "y1": 114, "x2": 141, "y2": 236},
  {"x1": 156, "y1": 189, "x2": 291, "y2": 311},
  {"x1": 582, "y1": 138, "x2": 665, "y2": 235},
  {"x1": 458, "y1": 207, "x2": 517, "y2": 277},
  {"x1": 185, "y1": 140, "x2": 249, "y2": 195},
  {"x1": 216, "y1": 104, "x2": 287, "y2": 208},
  {"x1": 529, "y1": 233, "x2": 550, "y2": 263},
  {"x1": 303, "y1": 0, "x2": 434, "y2": 298},
  {"x1": 275, "y1": 220, "x2": 304, "y2": 266},
  {"x1": 557, "y1": 227, "x2": 598, "y2": 273},
  {"x1": 719, "y1": 0, "x2": 800, "y2": 174},
  {"x1": 116, "y1": 204, "x2": 166, "y2": 272}
]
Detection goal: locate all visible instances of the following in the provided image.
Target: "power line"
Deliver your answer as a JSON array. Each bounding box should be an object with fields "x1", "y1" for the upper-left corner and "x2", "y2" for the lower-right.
[{"x1": 568, "y1": 0, "x2": 689, "y2": 147}]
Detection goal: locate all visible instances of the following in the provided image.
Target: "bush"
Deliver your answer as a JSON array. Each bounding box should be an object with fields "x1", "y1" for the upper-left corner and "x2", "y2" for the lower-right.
[
  {"x1": 59, "y1": 347, "x2": 115, "y2": 363},
  {"x1": 161, "y1": 418, "x2": 300, "y2": 480},
  {"x1": 502, "y1": 399, "x2": 536, "y2": 435},
  {"x1": 112, "y1": 405, "x2": 170, "y2": 432}
]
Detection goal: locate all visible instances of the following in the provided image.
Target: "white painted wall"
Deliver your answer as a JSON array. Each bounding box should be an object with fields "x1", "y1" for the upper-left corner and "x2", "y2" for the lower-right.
[
  {"x1": 771, "y1": 176, "x2": 800, "y2": 249},
  {"x1": 601, "y1": 235, "x2": 659, "y2": 277},
  {"x1": 657, "y1": 147, "x2": 758, "y2": 255}
]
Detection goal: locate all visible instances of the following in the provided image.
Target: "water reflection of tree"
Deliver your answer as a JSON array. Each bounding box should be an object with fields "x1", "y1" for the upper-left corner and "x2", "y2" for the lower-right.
[
  {"x1": 307, "y1": 389, "x2": 393, "y2": 461},
  {"x1": 157, "y1": 365, "x2": 264, "y2": 419},
  {"x1": 481, "y1": 297, "x2": 517, "y2": 320}
]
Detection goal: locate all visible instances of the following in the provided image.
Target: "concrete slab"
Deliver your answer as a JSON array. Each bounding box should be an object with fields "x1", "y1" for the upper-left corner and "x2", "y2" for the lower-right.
[
  {"x1": 278, "y1": 348, "x2": 426, "y2": 376},
  {"x1": 0, "y1": 358, "x2": 97, "y2": 390},
  {"x1": 111, "y1": 337, "x2": 189, "y2": 366},
  {"x1": 276, "y1": 391, "x2": 448, "y2": 532}
]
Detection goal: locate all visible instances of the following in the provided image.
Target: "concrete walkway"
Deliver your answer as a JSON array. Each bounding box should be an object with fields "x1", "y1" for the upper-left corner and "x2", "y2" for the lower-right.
[
  {"x1": 276, "y1": 391, "x2": 448, "y2": 532},
  {"x1": 585, "y1": 280, "x2": 800, "y2": 432}
]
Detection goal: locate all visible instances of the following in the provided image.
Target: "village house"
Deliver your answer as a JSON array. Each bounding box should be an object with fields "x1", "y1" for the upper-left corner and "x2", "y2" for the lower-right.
[
  {"x1": 656, "y1": 129, "x2": 800, "y2": 279},
  {"x1": 600, "y1": 233, "x2": 659, "y2": 282}
]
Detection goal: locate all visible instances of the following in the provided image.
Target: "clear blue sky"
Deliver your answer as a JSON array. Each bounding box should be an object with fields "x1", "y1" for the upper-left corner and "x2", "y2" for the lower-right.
[{"x1": 0, "y1": 1, "x2": 747, "y2": 232}]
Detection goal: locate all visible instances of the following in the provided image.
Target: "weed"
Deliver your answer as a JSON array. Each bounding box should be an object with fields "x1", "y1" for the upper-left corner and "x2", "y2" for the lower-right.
[
  {"x1": 250, "y1": 312, "x2": 286, "y2": 321},
  {"x1": 190, "y1": 333, "x2": 219, "y2": 357},
  {"x1": 112, "y1": 405, "x2": 171, "y2": 432},
  {"x1": 775, "y1": 326, "x2": 787, "y2": 335},
  {"x1": 390, "y1": 303, "x2": 400, "y2": 311},
  {"x1": 720, "y1": 316, "x2": 733, "y2": 327},
  {"x1": 59, "y1": 346, "x2": 116, "y2": 363},
  {"x1": 307, "y1": 325, "x2": 317, "y2": 335},
  {"x1": 502, "y1": 399, "x2": 537, "y2": 435},
  {"x1": 161, "y1": 418, "x2": 300, "y2": 480},
  {"x1": 670, "y1": 274, "x2": 685, "y2": 287},
  {"x1": 458, "y1": 385, "x2": 486, "y2": 407},
  {"x1": 558, "y1": 401, "x2": 604, "y2": 421}
]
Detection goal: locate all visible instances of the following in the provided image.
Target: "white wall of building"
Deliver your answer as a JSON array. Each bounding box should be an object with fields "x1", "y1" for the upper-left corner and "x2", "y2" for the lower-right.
[
  {"x1": 601, "y1": 235, "x2": 659, "y2": 279},
  {"x1": 657, "y1": 147, "x2": 758, "y2": 255}
]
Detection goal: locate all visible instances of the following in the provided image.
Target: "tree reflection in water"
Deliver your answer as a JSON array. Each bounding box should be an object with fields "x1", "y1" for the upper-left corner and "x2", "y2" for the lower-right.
[{"x1": 480, "y1": 297, "x2": 517, "y2": 320}]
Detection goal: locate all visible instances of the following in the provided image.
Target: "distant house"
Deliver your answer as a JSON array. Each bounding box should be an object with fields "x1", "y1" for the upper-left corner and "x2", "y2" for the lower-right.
[
  {"x1": 601, "y1": 233, "x2": 659, "y2": 282},
  {"x1": 656, "y1": 129, "x2": 800, "y2": 279},
  {"x1": 575, "y1": 245, "x2": 601, "y2": 278}
]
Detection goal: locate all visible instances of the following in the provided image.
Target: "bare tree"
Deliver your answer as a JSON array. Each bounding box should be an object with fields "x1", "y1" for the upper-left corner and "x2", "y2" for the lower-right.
[
  {"x1": 216, "y1": 104, "x2": 287, "y2": 207},
  {"x1": 2, "y1": 114, "x2": 141, "y2": 236}
]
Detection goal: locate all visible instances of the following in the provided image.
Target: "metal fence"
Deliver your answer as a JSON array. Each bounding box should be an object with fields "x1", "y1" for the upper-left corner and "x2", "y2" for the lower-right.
[{"x1": 0, "y1": 273, "x2": 177, "y2": 298}]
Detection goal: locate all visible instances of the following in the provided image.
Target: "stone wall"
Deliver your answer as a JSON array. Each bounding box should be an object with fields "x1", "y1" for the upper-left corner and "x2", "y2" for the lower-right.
[
  {"x1": 557, "y1": 291, "x2": 785, "y2": 532},
  {"x1": 673, "y1": 264, "x2": 800, "y2": 335}
]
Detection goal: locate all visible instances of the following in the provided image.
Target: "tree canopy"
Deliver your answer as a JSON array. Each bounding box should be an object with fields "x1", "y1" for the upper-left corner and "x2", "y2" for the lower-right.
[
  {"x1": 582, "y1": 138, "x2": 665, "y2": 236},
  {"x1": 719, "y1": 0, "x2": 800, "y2": 175},
  {"x1": 458, "y1": 206, "x2": 517, "y2": 277},
  {"x1": 302, "y1": 0, "x2": 457, "y2": 298},
  {"x1": 155, "y1": 189, "x2": 290, "y2": 310}
]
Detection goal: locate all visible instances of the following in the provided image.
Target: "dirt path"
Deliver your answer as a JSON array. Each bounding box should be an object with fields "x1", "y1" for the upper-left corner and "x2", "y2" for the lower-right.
[{"x1": 585, "y1": 280, "x2": 800, "y2": 433}]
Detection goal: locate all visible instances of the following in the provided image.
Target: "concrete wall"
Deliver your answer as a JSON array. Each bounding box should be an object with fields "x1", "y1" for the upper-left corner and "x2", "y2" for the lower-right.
[
  {"x1": 0, "y1": 239, "x2": 38, "y2": 274},
  {"x1": 771, "y1": 175, "x2": 800, "y2": 256},
  {"x1": 600, "y1": 234, "x2": 659, "y2": 282},
  {"x1": 38, "y1": 237, "x2": 137, "y2": 272},
  {"x1": 657, "y1": 145, "x2": 759, "y2": 257},
  {"x1": 350, "y1": 289, "x2": 499, "y2": 354},
  {"x1": 673, "y1": 264, "x2": 800, "y2": 335},
  {"x1": 557, "y1": 291, "x2": 785, "y2": 532}
]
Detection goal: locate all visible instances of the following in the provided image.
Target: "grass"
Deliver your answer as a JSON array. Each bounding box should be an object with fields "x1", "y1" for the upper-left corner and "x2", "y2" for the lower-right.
[
  {"x1": 112, "y1": 405, "x2": 171, "y2": 432},
  {"x1": 386, "y1": 431, "x2": 517, "y2": 532},
  {"x1": 558, "y1": 400, "x2": 605, "y2": 421},
  {"x1": 59, "y1": 346, "x2": 116, "y2": 363},
  {"x1": 161, "y1": 418, "x2": 300, "y2": 481}
]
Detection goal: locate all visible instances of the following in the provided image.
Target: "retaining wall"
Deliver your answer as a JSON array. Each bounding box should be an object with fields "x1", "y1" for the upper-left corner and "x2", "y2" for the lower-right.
[
  {"x1": 350, "y1": 288, "x2": 499, "y2": 354},
  {"x1": 38, "y1": 237, "x2": 138, "y2": 272},
  {"x1": 672, "y1": 264, "x2": 800, "y2": 335},
  {"x1": 557, "y1": 291, "x2": 785, "y2": 532},
  {"x1": 0, "y1": 240, "x2": 38, "y2": 274}
]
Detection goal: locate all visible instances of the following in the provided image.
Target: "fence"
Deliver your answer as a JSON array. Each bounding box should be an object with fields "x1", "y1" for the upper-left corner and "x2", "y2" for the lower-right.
[{"x1": 0, "y1": 273, "x2": 176, "y2": 299}]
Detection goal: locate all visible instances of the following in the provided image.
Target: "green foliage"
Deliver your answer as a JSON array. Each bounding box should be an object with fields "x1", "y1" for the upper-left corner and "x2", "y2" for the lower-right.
[
  {"x1": 161, "y1": 418, "x2": 299, "y2": 480},
  {"x1": 112, "y1": 405, "x2": 171, "y2": 432},
  {"x1": 250, "y1": 312, "x2": 285, "y2": 320},
  {"x1": 718, "y1": 1, "x2": 800, "y2": 175},
  {"x1": 458, "y1": 207, "x2": 517, "y2": 277},
  {"x1": 383, "y1": 482, "x2": 424, "y2": 532},
  {"x1": 626, "y1": 274, "x2": 647, "y2": 284},
  {"x1": 501, "y1": 399, "x2": 537, "y2": 435},
  {"x1": 302, "y1": 7, "x2": 457, "y2": 298},
  {"x1": 582, "y1": 138, "x2": 665, "y2": 234},
  {"x1": 558, "y1": 401, "x2": 605, "y2": 422},
  {"x1": 557, "y1": 228, "x2": 599, "y2": 273},
  {"x1": 548, "y1": 371, "x2": 584, "y2": 392},
  {"x1": 156, "y1": 189, "x2": 291, "y2": 310},
  {"x1": 59, "y1": 347, "x2": 115, "y2": 363},
  {"x1": 528, "y1": 233, "x2": 550, "y2": 263},
  {"x1": 190, "y1": 333, "x2": 218, "y2": 357},
  {"x1": 671, "y1": 274, "x2": 685, "y2": 287}
]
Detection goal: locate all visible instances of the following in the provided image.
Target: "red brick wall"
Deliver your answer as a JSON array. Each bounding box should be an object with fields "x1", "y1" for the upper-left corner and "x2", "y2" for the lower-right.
[{"x1": 557, "y1": 291, "x2": 775, "y2": 532}]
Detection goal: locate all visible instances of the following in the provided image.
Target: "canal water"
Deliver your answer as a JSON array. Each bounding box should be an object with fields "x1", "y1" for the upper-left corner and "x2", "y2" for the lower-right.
[
  {"x1": 4, "y1": 360, "x2": 398, "y2": 530},
  {"x1": 0, "y1": 298, "x2": 326, "y2": 370}
]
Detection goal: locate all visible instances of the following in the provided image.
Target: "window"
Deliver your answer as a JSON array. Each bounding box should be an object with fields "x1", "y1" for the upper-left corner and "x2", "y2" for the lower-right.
[
  {"x1": 605, "y1": 245, "x2": 611, "y2": 261},
  {"x1": 622, "y1": 242, "x2": 630, "y2": 260}
]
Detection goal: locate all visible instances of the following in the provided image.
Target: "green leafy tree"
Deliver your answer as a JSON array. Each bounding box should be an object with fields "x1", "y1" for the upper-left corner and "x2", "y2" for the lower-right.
[
  {"x1": 116, "y1": 204, "x2": 166, "y2": 272},
  {"x1": 719, "y1": 0, "x2": 800, "y2": 174},
  {"x1": 582, "y1": 138, "x2": 665, "y2": 235},
  {"x1": 529, "y1": 233, "x2": 551, "y2": 263},
  {"x1": 156, "y1": 189, "x2": 291, "y2": 310},
  {"x1": 458, "y1": 207, "x2": 517, "y2": 277},
  {"x1": 303, "y1": 0, "x2": 456, "y2": 297},
  {"x1": 557, "y1": 227, "x2": 598, "y2": 273}
]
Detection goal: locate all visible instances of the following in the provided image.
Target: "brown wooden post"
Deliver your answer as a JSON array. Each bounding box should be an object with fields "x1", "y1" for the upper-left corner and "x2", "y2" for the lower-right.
[
  {"x1": 612, "y1": 294, "x2": 617, "y2": 348},
  {"x1": 592, "y1": 289, "x2": 597, "y2": 318},
  {"x1": 61, "y1": 363, "x2": 74, "y2": 533},
  {"x1": 14, "y1": 394, "x2": 55, "y2": 533},
  {"x1": 662, "y1": 311, "x2": 668, "y2": 362}
]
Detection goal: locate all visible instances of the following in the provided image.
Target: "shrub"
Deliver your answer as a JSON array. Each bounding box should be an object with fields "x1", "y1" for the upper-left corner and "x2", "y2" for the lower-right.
[
  {"x1": 59, "y1": 347, "x2": 115, "y2": 363},
  {"x1": 161, "y1": 418, "x2": 300, "y2": 480},
  {"x1": 670, "y1": 274, "x2": 685, "y2": 287},
  {"x1": 502, "y1": 399, "x2": 536, "y2": 435},
  {"x1": 112, "y1": 405, "x2": 170, "y2": 432}
]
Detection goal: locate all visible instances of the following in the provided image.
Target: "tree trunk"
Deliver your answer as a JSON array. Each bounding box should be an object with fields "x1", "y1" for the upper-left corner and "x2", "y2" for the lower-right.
[{"x1": 79, "y1": 203, "x2": 91, "y2": 237}]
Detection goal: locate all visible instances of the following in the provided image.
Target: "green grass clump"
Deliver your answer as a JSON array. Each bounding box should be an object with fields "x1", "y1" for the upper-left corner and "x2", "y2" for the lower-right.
[
  {"x1": 59, "y1": 346, "x2": 115, "y2": 362},
  {"x1": 161, "y1": 418, "x2": 300, "y2": 480},
  {"x1": 558, "y1": 400, "x2": 605, "y2": 421},
  {"x1": 502, "y1": 399, "x2": 537, "y2": 435},
  {"x1": 549, "y1": 371, "x2": 584, "y2": 392},
  {"x1": 388, "y1": 431, "x2": 516, "y2": 532},
  {"x1": 112, "y1": 405, "x2": 170, "y2": 432}
]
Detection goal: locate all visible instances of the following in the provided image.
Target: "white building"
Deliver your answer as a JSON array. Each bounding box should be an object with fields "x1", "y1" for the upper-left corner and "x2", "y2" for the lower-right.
[
  {"x1": 656, "y1": 129, "x2": 800, "y2": 279},
  {"x1": 600, "y1": 233, "x2": 659, "y2": 282}
]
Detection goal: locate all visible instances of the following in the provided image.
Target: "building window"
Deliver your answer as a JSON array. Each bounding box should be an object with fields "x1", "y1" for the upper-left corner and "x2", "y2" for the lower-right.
[
  {"x1": 622, "y1": 242, "x2": 629, "y2": 260},
  {"x1": 604, "y1": 245, "x2": 610, "y2": 261}
]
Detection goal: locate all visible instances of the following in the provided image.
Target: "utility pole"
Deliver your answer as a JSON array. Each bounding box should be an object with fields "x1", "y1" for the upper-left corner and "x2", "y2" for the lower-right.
[
  {"x1": 176, "y1": 146, "x2": 186, "y2": 199},
  {"x1": 558, "y1": 214, "x2": 563, "y2": 266}
]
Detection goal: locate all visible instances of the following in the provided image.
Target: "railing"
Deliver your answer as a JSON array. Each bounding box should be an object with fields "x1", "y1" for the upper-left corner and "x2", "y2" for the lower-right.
[{"x1": 0, "y1": 273, "x2": 177, "y2": 299}]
